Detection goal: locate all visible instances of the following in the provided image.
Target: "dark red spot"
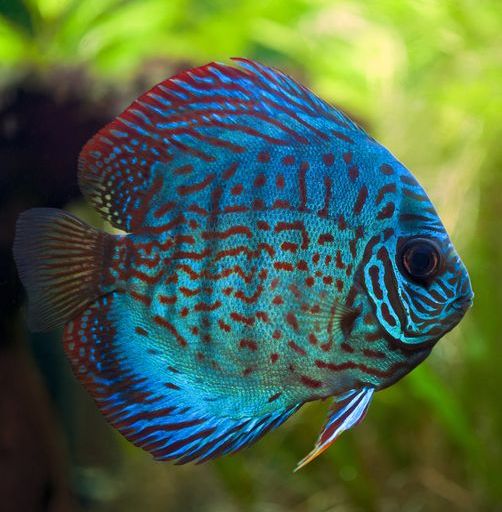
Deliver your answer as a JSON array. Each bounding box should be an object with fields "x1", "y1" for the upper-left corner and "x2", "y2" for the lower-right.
[
  {"x1": 258, "y1": 151, "x2": 270, "y2": 163},
  {"x1": 231, "y1": 312, "x2": 254, "y2": 326},
  {"x1": 274, "y1": 261, "x2": 294, "y2": 271},
  {"x1": 177, "y1": 173, "x2": 215, "y2": 196},
  {"x1": 300, "y1": 375, "x2": 323, "y2": 388},
  {"x1": 154, "y1": 201, "x2": 176, "y2": 218},
  {"x1": 194, "y1": 300, "x2": 222, "y2": 312},
  {"x1": 256, "y1": 311, "x2": 269, "y2": 322},
  {"x1": 272, "y1": 330, "x2": 282, "y2": 339},
  {"x1": 318, "y1": 175, "x2": 332, "y2": 218},
  {"x1": 286, "y1": 312, "x2": 299, "y2": 331},
  {"x1": 380, "y1": 163, "x2": 394, "y2": 175},
  {"x1": 153, "y1": 315, "x2": 187, "y2": 347},
  {"x1": 239, "y1": 339, "x2": 258, "y2": 351},
  {"x1": 297, "y1": 260, "x2": 308, "y2": 271},
  {"x1": 272, "y1": 199, "x2": 291, "y2": 209},
  {"x1": 383, "y1": 228, "x2": 394, "y2": 240},
  {"x1": 354, "y1": 185, "x2": 368, "y2": 215},
  {"x1": 375, "y1": 183, "x2": 397, "y2": 205},
  {"x1": 363, "y1": 349, "x2": 386, "y2": 359},
  {"x1": 270, "y1": 353, "x2": 279, "y2": 363},
  {"x1": 282, "y1": 155, "x2": 295, "y2": 165},
  {"x1": 231, "y1": 183, "x2": 243, "y2": 195},
  {"x1": 174, "y1": 164, "x2": 193, "y2": 175},
  {"x1": 218, "y1": 319, "x2": 231, "y2": 332},
  {"x1": 288, "y1": 283, "x2": 301, "y2": 298},
  {"x1": 318, "y1": 233, "x2": 334, "y2": 244},
  {"x1": 288, "y1": 340, "x2": 306, "y2": 356},
  {"x1": 376, "y1": 202, "x2": 395, "y2": 220},
  {"x1": 222, "y1": 162, "x2": 239, "y2": 180},
  {"x1": 254, "y1": 173, "x2": 266, "y2": 187},
  {"x1": 130, "y1": 289, "x2": 151, "y2": 306},
  {"x1": 268, "y1": 392, "x2": 282, "y2": 402},
  {"x1": 252, "y1": 199, "x2": 265, "y2": 210},
  {"x1": 281, "y1": 241, "x2": 298, "y2": 253},
  {"x1": 323, "y1": 153, "x2": 335, "y2": 166},
  {"x1": 276, "y1": 174, "x2": 285, "y2": 189}
]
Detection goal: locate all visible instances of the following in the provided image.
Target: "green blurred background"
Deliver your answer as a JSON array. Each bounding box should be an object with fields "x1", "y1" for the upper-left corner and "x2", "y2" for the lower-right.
[{"x1": 0, "y1": 1, "x2": 501, "y2": 511}]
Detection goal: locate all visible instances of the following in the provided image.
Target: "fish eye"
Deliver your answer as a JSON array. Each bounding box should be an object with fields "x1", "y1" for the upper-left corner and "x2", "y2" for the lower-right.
[{"x1": 399, "y1": 238, "x2": 442, "y2": 283}]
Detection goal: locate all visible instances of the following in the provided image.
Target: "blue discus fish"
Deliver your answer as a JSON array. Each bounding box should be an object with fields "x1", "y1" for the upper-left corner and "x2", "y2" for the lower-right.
[{"x1": 13, "y1": 59, "x2": 473, "y2": 469}]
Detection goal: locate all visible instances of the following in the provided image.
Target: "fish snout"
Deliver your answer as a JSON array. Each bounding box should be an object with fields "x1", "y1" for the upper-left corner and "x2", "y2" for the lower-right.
[{"x1": 452, "y1": 275, "x2": 474, "y2": 314}]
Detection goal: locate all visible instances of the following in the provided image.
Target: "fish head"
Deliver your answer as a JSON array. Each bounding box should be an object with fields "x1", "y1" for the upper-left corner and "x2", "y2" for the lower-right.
[{"x1": 357, "y1": 158, "x2": 473, "y2": 350}]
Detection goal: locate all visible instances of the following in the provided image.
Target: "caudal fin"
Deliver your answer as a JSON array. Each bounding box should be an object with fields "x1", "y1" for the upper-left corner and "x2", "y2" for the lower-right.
[{"x1": 13, "y1": 208, "x2": 114, "y2": 332}]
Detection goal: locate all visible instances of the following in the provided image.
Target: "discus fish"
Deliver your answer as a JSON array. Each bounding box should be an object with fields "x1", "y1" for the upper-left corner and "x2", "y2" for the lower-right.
[{"x1": 13, "y1": 59, "x2": 473, "y2": 469}]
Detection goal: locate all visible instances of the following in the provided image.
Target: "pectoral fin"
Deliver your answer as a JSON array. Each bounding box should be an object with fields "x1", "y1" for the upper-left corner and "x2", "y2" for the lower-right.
[{"x1": 294, "y1": 387, "x2": 375, "y2": 471}]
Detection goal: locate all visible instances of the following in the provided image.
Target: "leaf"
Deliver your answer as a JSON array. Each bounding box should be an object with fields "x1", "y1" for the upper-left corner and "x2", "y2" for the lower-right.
[
  {"x1": 408, "y1": 365, "x2": 477, "y2": 455},
  {"x1": 0, "y1": 0, "x2": 34, "y2": 35}
]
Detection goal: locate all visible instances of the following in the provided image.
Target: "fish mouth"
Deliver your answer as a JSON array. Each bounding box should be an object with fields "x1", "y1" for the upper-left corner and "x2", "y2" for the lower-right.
[{"x1": 451, "y1": 292, "x2": 474, "y2": 313}]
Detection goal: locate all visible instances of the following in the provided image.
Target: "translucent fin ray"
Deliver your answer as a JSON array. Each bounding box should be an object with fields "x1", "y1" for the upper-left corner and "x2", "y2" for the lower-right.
[{"x1": 13, "y1": 208, "x2": 113, "y2": 331}]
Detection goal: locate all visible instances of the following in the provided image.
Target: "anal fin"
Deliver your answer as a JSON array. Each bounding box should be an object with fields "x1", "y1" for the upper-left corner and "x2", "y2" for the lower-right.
[{"x1": 294, "y1": 387, "x2": 375, "y2": 471}]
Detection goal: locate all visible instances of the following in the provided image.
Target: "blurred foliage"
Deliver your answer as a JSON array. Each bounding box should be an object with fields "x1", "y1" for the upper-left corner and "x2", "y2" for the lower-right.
[{"x1": 1, "y1": 0, "x2": 502, "y2": 511}]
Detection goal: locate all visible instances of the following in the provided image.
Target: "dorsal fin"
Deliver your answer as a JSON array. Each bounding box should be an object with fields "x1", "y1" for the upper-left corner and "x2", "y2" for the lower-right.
[{"x1": 78, "y1": 58, "x2": 368, "y2": 231}]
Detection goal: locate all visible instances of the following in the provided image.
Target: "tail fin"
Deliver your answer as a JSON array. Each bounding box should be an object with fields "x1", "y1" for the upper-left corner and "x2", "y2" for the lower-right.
[{"x1": 13, "y1": 208, "x2": 115, "y2": 332}]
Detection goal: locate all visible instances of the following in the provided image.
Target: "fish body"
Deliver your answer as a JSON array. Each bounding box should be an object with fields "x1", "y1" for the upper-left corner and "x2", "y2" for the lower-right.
[{"x1": 14, "y1": 59, "x2": 473, "y2": 467}]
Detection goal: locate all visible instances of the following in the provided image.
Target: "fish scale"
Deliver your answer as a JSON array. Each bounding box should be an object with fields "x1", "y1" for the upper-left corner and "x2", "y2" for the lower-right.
[{"x1": 13, "y1": 59, "x2": 473, "y2": 468}]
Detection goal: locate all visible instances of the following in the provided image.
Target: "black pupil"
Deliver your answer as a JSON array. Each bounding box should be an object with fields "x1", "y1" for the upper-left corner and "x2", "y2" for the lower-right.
[
  {"x1": 409, "y1": 247, "x2": 433, "y2": 274},
  {"x1": 402, "y1": 239, "x2": 439, "y2": 280}
]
